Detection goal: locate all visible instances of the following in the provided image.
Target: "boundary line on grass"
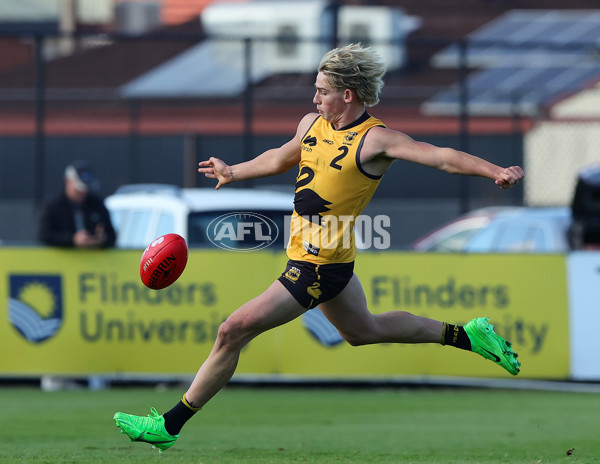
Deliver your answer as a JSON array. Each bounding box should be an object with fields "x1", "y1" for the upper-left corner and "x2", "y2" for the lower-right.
[{"x1": 3, "y1": 374, "x2": 600, "y2": 394}]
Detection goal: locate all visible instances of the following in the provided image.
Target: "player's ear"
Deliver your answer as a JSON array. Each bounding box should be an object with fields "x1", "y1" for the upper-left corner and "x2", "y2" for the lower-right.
[{"x1": 343, "y1": 88, "x2": 354, "y2": 102}]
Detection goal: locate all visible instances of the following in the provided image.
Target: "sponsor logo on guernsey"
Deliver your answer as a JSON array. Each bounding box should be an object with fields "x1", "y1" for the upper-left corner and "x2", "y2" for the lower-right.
[
  {"x1": 284, "y1": 267, "x2": 301, "y2": 283},
  {"x1": 307, "y1": 282, "x2": 322, "y2": 299},
  {"x1": 303, "y1": 135, "x2": 317, "y2": 146},
  {"x1": 303, "y1": 240, "x2": 320, "y2": 256},
  {"x1": 344, "y1": 131, "x2": 358, "y2": 144}
]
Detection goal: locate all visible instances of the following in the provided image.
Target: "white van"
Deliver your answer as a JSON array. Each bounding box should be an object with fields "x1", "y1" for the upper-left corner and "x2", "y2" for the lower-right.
[{"x1": 105, "y1": 184, "x2": 294, "y2": 250}]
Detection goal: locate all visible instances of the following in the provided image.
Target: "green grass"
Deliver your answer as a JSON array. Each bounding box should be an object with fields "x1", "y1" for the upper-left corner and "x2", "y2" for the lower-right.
[{"x1": 1, "y1": 385, "x2": 599, "y2": 463}]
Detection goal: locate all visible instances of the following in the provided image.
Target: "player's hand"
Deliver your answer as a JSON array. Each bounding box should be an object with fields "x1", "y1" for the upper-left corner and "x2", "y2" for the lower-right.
[
  {"x1": 94, "y1": 223, "x2": 107, "y2": 243},
  {"x1": 198, "y1": 157, "x2": 233, "y2": 190},
  {"x1": 74, "y1": 230, "x2": 97, "y2": 248},
  {"x1": 495, "y1": 166, "x2": 524, "y2": 189},
  {"x1": 74, "y1": 226, "x2": 106, "y2": 248}
]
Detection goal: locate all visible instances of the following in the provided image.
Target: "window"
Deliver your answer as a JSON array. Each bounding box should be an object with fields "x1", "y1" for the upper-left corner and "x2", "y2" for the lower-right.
[
  {"x1": 428, "y1": 228, "x2": 485, "y2": 252},
  {"x1": 109, "y1": 209, "x2": 125, "y2": 232},
  {"x1": 494, "y1": 225, "x2": 547, "y2": 252},
  {"x1": 277, "y1": 25, "x2": 298, "y2": 56},
  {"x1": 119, "y1": 210, "x2": 153, "y2": 248},
  {"x1": 155, "y1": 212, "x2": 175, "y2": 239},
  {"x1": 347, "y1": 23, "x2": 371, "y2": 47}
]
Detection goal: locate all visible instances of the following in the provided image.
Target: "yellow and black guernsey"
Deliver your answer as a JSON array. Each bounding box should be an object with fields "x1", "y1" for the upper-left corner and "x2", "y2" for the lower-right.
[{"x1": 287, "y1": 111, "x2": 386, "y2": 264}]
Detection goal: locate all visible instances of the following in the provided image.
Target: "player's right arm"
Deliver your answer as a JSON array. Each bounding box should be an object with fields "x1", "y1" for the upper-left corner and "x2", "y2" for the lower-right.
[{"x1": 198, "y1": 113, "x2": 317, "y2": 189}]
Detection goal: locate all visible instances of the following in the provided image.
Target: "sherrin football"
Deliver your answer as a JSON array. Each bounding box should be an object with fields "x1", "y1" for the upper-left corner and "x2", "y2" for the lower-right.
[{"x1": 140, "y1": 233, "x2": 188, "y2": 290}]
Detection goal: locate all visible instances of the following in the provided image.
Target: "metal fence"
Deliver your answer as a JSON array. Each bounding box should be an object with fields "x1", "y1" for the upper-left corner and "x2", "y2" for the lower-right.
[
  {"x1": 0, "y1": 32, "x2": 513, "y2": 198},
  {"x1": 1, "y1": 27, "x2": 599, "y2": 243}
]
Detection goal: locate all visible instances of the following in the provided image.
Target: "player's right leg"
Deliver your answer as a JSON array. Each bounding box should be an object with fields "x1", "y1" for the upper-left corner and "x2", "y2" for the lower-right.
[
  {"x1": 183, "y1": 279, "x2": 306, "y2": 407},
  {"x1": 113, "y1": 407, "x2": 178, "y2": 452}
]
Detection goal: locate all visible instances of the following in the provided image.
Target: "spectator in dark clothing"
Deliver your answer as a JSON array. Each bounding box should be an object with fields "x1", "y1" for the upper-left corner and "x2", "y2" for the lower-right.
[{"x1": 38, "y1": 160, "x2": 116, "y2": 248}]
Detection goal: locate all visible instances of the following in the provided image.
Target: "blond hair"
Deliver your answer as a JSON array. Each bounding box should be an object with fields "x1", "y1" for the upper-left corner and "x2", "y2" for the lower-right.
[{"x1": 318, "y1": 43, "x2": 385, "y2": 107}]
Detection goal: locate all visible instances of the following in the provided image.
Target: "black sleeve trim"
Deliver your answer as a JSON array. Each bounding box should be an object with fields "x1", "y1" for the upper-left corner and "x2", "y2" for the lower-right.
[
  {"x1": 355, "y1": 126, "x2": 384, "y2": 180},
  {"x1": 301, "y1": 114, "x2": 321, "y2": 141}
]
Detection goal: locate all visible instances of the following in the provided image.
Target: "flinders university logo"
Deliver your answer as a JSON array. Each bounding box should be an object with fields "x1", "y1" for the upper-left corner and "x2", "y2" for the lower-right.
[
  {"x1": 301, "y1": 308, "x2": 343, "y2": 347},
  {"x1": 8, "y1": 275, "x2": 63, "y2": 343}
]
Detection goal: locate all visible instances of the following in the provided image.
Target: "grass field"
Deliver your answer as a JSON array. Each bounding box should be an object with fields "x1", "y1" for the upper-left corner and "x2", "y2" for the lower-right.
[{"x1": 1, "y1": 385, "x2": 599, "y2": 463}]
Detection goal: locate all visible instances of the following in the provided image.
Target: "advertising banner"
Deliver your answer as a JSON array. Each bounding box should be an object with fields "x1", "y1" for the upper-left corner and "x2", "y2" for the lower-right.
[
  {"x1": 1, "y1": 249, "x2": 568, "y2": 379},
  {"x1": 1, "y1": 248, "x2": 280, "y2": 375},
  {"x1": 567, "y1": 252, "x2": 600, "y2": 380},
  {"x1": 243, "y1": 253, "x2": 569, "y2": 380}
]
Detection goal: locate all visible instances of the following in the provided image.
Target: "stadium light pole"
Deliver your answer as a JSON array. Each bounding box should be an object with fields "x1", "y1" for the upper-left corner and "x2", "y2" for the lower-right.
[
  {"x1": 242, "y1": 36, "x2": 254, "y2": 188},
  {"x1": 128, "y1": 98, "x2": 141, "y2": 184},
  {"x1": 33, "y1": 33, "x2": 46, "y2": 209},
  {"x1": 458, "y1": 39, "x2": 470, "y2": 214},
  {"x1": 325, "y1": 0, "x2": 340, "y2": 49}
]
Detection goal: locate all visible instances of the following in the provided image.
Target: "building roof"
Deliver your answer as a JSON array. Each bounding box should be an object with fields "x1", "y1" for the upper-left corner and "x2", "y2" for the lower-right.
[
  {"x1": 116, "y1": 0, "x2": 249, "y2": 25},
  {"x1": 0, "y1": 19, "x2": 205, "y2": 88},
  {"x1": 1, "y1": 0, "x2": 599, "y2": 136},
  {"x1": 421, "y1": 9, "x2": 600, "y2": 116}
]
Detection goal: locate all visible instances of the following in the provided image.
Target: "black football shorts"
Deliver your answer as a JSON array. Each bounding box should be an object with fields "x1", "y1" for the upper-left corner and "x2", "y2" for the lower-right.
[{"x1": 278, "y1": 259, "x2": 354, "y2": 309}]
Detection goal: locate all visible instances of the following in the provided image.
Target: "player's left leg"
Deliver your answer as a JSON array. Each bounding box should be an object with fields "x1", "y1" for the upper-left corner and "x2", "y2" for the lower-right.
[
  {"x1": 319, "y1": 274, "x2": 444, "y2": 345},
  {"x1": 319, "y1": 274, "x2": 520, "y2": 375}
]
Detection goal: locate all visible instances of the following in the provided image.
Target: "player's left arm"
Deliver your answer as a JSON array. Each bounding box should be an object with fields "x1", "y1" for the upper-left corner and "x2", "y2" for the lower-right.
[{"x1": 365, "y1": 127, "x2": 524, "y2": 189}]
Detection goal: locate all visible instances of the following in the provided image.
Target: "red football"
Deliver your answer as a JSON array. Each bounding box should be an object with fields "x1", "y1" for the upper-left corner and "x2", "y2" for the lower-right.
[{"x1": 140, "y1": 233, "x2": 188, "y2": 290}]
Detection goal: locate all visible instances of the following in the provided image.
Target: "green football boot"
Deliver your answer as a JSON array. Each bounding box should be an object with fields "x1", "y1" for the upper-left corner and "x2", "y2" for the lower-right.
[
  {"x1": 464, "y1": 317, "x2": 521, "y2": 375},
  {"x1": 113, "y1": 407, "x2": 178, "y2": 452}
]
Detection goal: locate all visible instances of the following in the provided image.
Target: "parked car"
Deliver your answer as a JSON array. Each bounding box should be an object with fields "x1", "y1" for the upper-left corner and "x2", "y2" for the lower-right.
[
  {"x1": 105, "y1": 184, "x2": 294, "y2": 250},
  {"x1": 570, "y1": 164, "x2": 600, "y2": 249},
  {"x1": 411, "y1": 206, "x2": 572, "y2": 253}
]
